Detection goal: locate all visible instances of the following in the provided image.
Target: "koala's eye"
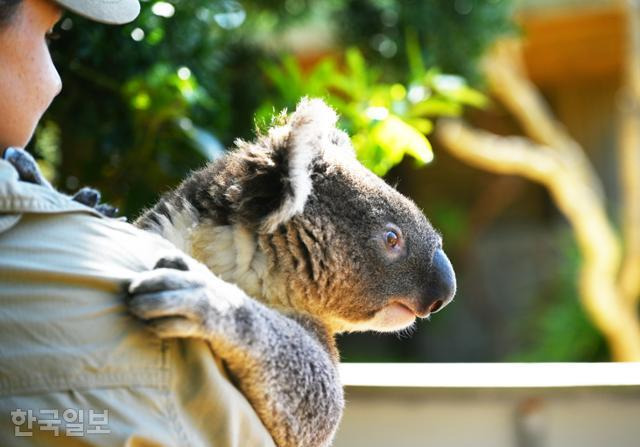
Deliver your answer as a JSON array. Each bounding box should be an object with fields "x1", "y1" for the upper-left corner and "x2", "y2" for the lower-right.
[
  {"x1": 385, "y1": 230, "x2": 399, "y2": 248},
  {"x1": 380, "y1": 224, "x2": 404, "y2": 258}
]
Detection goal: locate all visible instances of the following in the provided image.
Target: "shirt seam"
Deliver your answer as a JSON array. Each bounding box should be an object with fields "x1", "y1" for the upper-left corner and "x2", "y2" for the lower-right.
[
  {"x1": 0, "y1": 369, "x2": 170, "y2": 397},
  {"x1": 164, "y1": 339, "x2": 198, "y2": 447},
  {"x1": 0, "y1": 196, "x2": 102, "y2": 217}
]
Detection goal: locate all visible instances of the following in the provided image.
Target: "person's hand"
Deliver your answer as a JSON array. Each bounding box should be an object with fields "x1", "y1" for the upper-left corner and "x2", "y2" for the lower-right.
[{"x1": 2, "y1": 147, "x2": 119, "y2": 217}]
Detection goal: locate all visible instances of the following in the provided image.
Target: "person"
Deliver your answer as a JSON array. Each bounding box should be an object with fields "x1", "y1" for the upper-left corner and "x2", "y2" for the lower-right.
[{"x1": 0, "y1": 1, "x2": 276, "y2": 445}]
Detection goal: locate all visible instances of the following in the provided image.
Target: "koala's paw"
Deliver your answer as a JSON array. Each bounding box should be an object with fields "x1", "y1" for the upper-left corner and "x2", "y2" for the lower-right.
[
  {"x1": 72, "y1": 187, "x2": 101, "y2": 208},
  {"x1": 127, "y1": 258, "x2": 216, "y2": 340},
  {"x1": 3, "y1": 147, "x2": 53, "y2": 189},
  {"x1": 2, "y1": 149, "x2": 121, "y2": 218},
  {"x1": 153, "y1": 255, "x2": 190, "y2": 271},
  {"x1": 72, "y1": 187, "x2": 120, "y2": 218}
]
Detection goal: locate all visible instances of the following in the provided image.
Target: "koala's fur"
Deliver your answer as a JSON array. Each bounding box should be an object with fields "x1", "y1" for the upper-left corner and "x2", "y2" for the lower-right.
[{"x1": 131, "y1": 99, "x2": 455, "y2": 447}]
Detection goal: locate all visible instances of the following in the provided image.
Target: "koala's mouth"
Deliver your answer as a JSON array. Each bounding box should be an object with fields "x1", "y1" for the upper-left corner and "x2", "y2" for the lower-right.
[
  {"x1": 392, "y1": 301, "x2": 417, "y2": 316},
  {"x1": 336, "y1": 299, "x2": 440, "y2": 333},
  {"x1": 359, "y1": 302, "x2": 417, "y2": 333},
  {"x1": 392, "y1": 298, "x2": 442, "y2": 319}
]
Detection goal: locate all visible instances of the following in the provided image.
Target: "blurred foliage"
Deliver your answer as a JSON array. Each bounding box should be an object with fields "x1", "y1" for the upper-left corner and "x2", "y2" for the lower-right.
[
  {"x1": 507, "y1": 236, "x2": 607, "y2": 362},
  {"x1": 36, "y1": 0, "x2": 607, "y2": 363},
  {"x1": 257, "y1": 45, "x2": 487, "y2": 175},
  {"x1": 336, "y1": 0, "x2": 517, "y2": 84},
  {"x1": 35, "y1": 0, "x2": 514, "y2": 216}
]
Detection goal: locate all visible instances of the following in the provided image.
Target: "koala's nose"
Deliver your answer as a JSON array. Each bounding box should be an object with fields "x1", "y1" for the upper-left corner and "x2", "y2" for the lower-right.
[{"x1": 424, "y1": 249, "x2": 456, "y2": 315}]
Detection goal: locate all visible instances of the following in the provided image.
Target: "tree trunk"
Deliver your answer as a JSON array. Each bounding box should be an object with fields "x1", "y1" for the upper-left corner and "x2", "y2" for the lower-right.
[{"x1": 436, "y1": 40, "x2": 640, "y2": 361}]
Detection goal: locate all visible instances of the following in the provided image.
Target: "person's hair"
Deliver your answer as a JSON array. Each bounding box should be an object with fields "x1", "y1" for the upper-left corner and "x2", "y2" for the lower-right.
[{"x1": 0, "y1": 0, "x2": 21, "y2": 28}]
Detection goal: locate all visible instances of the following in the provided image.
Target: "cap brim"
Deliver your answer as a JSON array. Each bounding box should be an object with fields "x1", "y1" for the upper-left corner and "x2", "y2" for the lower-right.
[{"x1": 54, "y1": 0, "x2": 141, "y2": 25}]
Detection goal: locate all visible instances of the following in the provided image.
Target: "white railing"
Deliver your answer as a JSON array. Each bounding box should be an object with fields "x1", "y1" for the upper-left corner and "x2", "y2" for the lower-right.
[
  {"x1": 334, "y1": 363, "x2": 640, "y2": 447},
  {"x1": 339, "y1": 362, "x2": 640, "y2": 388}
]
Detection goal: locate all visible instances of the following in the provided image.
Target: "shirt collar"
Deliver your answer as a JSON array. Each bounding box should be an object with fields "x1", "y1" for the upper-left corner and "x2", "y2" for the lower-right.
[{"x1": 0, "y1": 159, "x2": 103, "y2": 218}]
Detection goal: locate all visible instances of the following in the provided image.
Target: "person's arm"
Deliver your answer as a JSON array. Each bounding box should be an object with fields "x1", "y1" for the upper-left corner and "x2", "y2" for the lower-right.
[
  {"x1": 3, "y1": 147, "x2": 343, "y2": 445},
  {"x1": 128, "y1": 256, "x2": 344, "y2": 447}
]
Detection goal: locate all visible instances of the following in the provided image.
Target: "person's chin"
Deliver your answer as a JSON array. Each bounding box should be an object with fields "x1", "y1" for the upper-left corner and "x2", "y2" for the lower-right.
[{"x1": 0, "y1": 128, "x2": 30, "y2": 152}]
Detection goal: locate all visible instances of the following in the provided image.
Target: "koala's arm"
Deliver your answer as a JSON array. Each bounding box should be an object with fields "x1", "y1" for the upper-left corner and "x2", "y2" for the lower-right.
[{"x1": 127, "y1": 256, "x2": 344, "y2": 447}]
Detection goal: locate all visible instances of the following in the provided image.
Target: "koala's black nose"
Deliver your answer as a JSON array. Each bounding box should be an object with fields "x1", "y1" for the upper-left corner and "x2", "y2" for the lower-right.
[{"x1": 424, "y1": 249, "x2": 456, "y2": 315}]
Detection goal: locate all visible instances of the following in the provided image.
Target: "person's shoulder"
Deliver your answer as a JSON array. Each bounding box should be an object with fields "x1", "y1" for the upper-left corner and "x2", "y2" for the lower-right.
[
  {"x1": 0, "y1": 158, "x2": 182, "y2": 272},
  {"x1": 0, "y1": 159, "x2": 103, "y2": 221}
]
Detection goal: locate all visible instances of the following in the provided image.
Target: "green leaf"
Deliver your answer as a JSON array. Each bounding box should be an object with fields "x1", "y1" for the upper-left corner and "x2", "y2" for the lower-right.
[
  {"x1": 406, "y1": 117, "x2": 434, "y2": 135},
  {"x1": 410, "y1": 98, "x2": 462, "y2": 117},
  {"x1": 345, "y1": 47, "x2": 370, "y2": 99},
  {"x1": 405, "y1": 27, "x2": 426, "y2": 82},
  {"x1": 432, "y1": 74, "x2": 488, "y2": 108},
  {"x1": 368, "y1": 115, "x2": 433, "y2": 173}
]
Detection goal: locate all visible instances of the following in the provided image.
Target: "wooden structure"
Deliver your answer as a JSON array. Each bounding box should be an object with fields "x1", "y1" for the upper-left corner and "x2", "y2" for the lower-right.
[{"x1": 521, "y1": 4, "x2": 625, "y2": 86}]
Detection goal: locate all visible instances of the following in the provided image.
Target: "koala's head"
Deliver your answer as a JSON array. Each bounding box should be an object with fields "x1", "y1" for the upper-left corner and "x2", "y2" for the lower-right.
[{"x1": 200, "y1": 98, "x2": 456, "y2": 334}]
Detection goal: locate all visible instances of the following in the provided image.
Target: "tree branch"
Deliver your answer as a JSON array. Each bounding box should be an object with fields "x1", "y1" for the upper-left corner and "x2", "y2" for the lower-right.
[
  {"x1": 437, "y1": 119, "x2": 640, "y2": 361},
  {"x1": 617, "y1": 0, "x2": 640, "y2": 305},
  {"x1": 483, "y1": 41, "x2": 604, "y2": 197}
]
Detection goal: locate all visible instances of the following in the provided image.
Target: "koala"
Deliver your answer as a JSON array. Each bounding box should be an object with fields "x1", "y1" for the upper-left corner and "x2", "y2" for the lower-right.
[{"x1": 127, "y1": 98, "x2": 457, "y2": 447}]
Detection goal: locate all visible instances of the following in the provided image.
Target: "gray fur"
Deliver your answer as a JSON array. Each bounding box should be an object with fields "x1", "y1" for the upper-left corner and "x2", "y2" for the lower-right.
[
  {"x1": 129, "y1": 98, "x2": 456, "y2": 447},
  {"x1": 129, "y1": 256, "x2": 342, "y2": 446}
]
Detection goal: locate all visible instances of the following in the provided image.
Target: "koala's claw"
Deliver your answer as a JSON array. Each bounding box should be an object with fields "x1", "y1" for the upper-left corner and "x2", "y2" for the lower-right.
[
  {"x1": 128, "y1": 257, "x2": 216, "y2": 339},
  {"x1": 147, "y1": 316, "x2": 204, "y2": 339},
  {"x1": 128, "y1": 255, "x2": 239, "y2": 340},
  {"x1": 129, "y1": 269, "x2": 204, "y2": 294},
  {"x1": 72, "y1": 187, "x2": 101, "y2": 208},
  {"x1": 95, "y1": 203, "x2": 119, "y2": 218},
  {"x1": 128, "y1": 289, "x2": 208, "y2": 339},
  {"x1": 3, "y1": 147, "x2": 53, "y2": 189},
  {"x1": 128, "y1": 290, "x2": 202, "y2": 320},
  {"x1": 72, "y1": 187, "x2": 119, "y2": 218},
  {"x1": 154, "y1": 256, "x2": 190, "y2": 271}
]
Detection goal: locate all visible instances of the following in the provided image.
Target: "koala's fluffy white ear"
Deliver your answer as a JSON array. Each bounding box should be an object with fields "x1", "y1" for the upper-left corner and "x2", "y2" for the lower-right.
[{"x1": 261, "y1": 98, "x2": 338, "y2": 233}]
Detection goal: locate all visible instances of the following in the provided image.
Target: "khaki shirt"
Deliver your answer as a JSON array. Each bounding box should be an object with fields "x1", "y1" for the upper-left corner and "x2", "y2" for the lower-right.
[{"x1": 0, "y1": 159, "x2": 275, "y2": 447}]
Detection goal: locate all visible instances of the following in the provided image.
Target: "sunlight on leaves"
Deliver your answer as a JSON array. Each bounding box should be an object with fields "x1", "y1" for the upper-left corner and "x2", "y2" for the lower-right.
[{"x1": 260, "y1": 47, "x2": 486, "y2": 176}]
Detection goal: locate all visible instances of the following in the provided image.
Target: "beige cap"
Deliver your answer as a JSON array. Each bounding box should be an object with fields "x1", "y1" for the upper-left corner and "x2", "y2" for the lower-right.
[{"x1": 54, "y1": 0, "x2": 141, "y2": 25}]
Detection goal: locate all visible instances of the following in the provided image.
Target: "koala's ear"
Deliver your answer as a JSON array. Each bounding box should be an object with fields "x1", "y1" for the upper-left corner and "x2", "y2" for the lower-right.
[
  {"x1": 226, "y1": 98, "x2": 338, "y2": 232},
  {"x1": 261, "y1": 98, "x2": 338, "y2": 231},
  {"x1": 235, "y1": 98, "x2": 338, "y2": 233}
]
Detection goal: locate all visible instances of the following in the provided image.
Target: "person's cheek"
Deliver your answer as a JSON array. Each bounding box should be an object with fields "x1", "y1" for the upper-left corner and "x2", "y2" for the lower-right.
[
  {"x1": 0, "y1": 36, "x2": 29, "y2": 148},
  {"x1": 0, "y1": 22, "x2": 61, "y2": 148},
  {"x1": 17, "y1": 42, "x2": 62, "y2": 146},
  {"x1": 36, "y1": 41, "x2": 62, "y2": 111}
]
